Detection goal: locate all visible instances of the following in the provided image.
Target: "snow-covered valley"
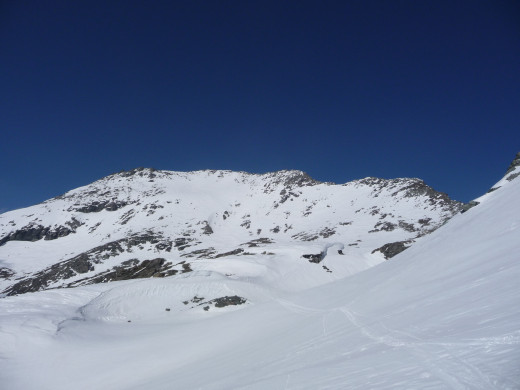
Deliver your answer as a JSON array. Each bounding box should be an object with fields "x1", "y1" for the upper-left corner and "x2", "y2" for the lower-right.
[{"x1": 0, "y1": 154, "x2": 519, "y2": 389}]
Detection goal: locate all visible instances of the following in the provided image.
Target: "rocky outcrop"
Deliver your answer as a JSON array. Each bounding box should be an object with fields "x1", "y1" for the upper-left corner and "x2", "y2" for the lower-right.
[
  {"x1": 302, "y1": 251, "x2": 326, "y2": 264},
  {"x1": 357, "y1": 177, "x2": 463, "y2": 215},
  {"x1": 461, "y1": 201, "x2": 480, "y2": 213},
  {"x1": 0, "y1": 218, "x2": 82, "y2": 246},
  {"x1": 69, "y1": 258, "x2": 192, "y2": 286},
  {"x1": 215, "y1": 248, "x2": 244, "y2": 258},
  {"x1": 0, "y1": 267, "x2": 14, "y2": 279},
  {"x1": 201, "y1": 296, "x2": 247, "y2": 311},
  {"x1": 212, "y1": 296, "x2": 247, "y2": 307},
  {"x1": 506, "y1": 152, "x2": 520, "y2": 174},
  {"x1": 3, "y1": 257, "x2": 192, "y2": 296},
  {"x1": 74, "y1": 200, "x2": 127, "y2": 213},
  {"x1": 372, "y1": 240, "x2": 414, "y2": 259},
  {"x1": 2, "y1": 233, "x2": 176, "y2": 295}
]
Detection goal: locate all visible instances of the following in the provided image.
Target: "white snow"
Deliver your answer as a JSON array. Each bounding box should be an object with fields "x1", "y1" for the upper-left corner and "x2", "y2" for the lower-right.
[{"x1": 0, "y1": 167, "x2": 518, "y2": 389}]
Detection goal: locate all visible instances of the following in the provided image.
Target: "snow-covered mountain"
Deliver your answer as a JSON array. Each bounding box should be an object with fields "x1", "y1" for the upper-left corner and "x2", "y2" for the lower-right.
[
  {"x1": 1, "y1": 154, "x2": 519, "y2": 389},
  {"x1": 0, "y1": 169, "x2": 461, "y2": 296}
]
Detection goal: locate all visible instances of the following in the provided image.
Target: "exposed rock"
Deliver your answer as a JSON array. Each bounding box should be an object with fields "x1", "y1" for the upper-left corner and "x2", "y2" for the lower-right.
[
  {"x1": 461, "y1": 201, "x2": 480, "y2": 213},
  {"x1": 181, "y1": 248, "x2": 216, "y2": 258},
  {"x1": 505, "y1": 152, "x2": 520, "y2": 174},
  {"x1": 292, "y1": 231, "x2": 319, "y2": 241},
  {"x1": 199, "y1": 296, "x2": 247, "y2": 310},
  {"x1": 398, "y1": 221, "x2": 417, "y2": 232},
  {"x1": 215, "y1": 248, "x2": 244, "y2": 258},
  {"x1": 114, "y1": 167, "x2": 158, "y2": 178},
  {"x1": 319, "y1": 227, "x2": 336, "y2": 238},
  {"x1": 242, "y1": 238, "x2": 274, "y2": 247},
  {"x1": 174, "y1": 237, "x2": 198, "y2": 251},
  {"x1": 212, "y1": 296, "x2": 247, "y2": 307},
  {"x1": 70, "y1": 258, "x2": 188, "y2": 286},
  {"x1": 74, "y1": 200, "x2": 127, "y2": 213},
  {"x1": 2, "y1": 233, "x2": 175, "y2": 295},
  {"x1": 369, "y1": 221, "x2": 397, "y2": 233},
  {"x1": 0, "y1": 221, "x2": 81, "y2": 246},
  {"x1": 358, "y1": 177, "x2": 463, "y2": 214},
  {"x1": 418, "y1": 218, "x2": 431, "y2": 226},
  {"x1": 119, "y1": 210, "x2": 135, "y2": 225},
  {"x1": 279, "y1": 189, "x2": 301, "y2": 204},
  {"x1": 302, "y1": 251, "x2": 326, "y2": 264},
  {"x1": 201, "y1": 221, "x2": 214, "y2": 235},
  {"x1": 372, "y1": 240, "x2": 414, "y2": 259},
  {"x1": 0, "y1": 267, "x2": 14, "y2": 279},
  {"x1": 506, "y1": 172, "x2": 520, "y2": 182}
]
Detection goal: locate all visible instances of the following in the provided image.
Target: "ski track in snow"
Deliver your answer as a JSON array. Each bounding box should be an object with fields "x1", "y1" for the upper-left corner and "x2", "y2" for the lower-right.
[{"x1": 339, "y1": 307, "x2": 497, "y2": 389}]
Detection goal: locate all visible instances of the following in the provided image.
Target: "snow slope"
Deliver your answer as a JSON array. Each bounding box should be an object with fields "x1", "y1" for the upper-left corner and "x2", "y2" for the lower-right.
[{"x1": 0, "y1": 161, "x2": 518, "y2": 389}]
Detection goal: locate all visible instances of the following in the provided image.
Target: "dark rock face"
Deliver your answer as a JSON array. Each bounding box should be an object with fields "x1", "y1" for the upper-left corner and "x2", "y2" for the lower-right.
[
  {"x1": 215, "y1": 248, "x2": 244, "y2": 258},
  {"x1": 371, "y1": 240, "x2": 414, "y2": 259},
  {"x1": 191, "y1": 295, "x2": 247, "y2": 311},
  {"x1": 262, "y1": 170, "x2": 320, "y2": 194},
  {"x1": 72, "y1": 258, "x2": 191, "y2": 286},
  {"x1": 506, "y1": 172, "x2": 520, "y2": 182},
  {"x1": 201, "y1": 221, "x2": 213, "y2": 235},
  {"x1": 74, "y1": 200, "x2": 127, "y2": 213},
  {"x1": 114, "y1": 167, "x2": 158, "y2": 178},
  {"x1": 279, "y1": 189, "x2": 301, "y2": 204},
  {"x1": 3, "y1": 257, "x2": 192, "y2": 296},
  {"x1": 2, "y1": 233, "x2": 176, "y2": 296},
  {"x1": 461, "y1": 201, "x2": 480, "y2": 213},
  {"x1": 284, "y1": 171, "x2": 320, "y2": 188},
  {"x1": 319, "y1": 227, "x2": 336, "y2": 238},
  {"x1": 369, "y1": 221, "x2": 397, "y2": 233},
  {"x1": 292, "y1": 232, "x2": 319, "y2": 241},
  {"x1": 212, "y1": 296, "x2": 247, "y2": 307},
  {"x1": 506, "y1": 152, "x2": 520, "y2": 174},
  {"x1": 398, "y1": 221, "x2": 416, "y2": 232},
  {"x1": 302, "y1": 252, "x2": 326, "y2": 264},
  {"x1": 358, "y1": 177, "x2": 463, "y2": 214},
  {"x1": 0, "y1": 267, "x2": 14, "y2": 279},
  {"x1": 242, "y1": 238, "x2": 274, "y2": 247},
  {"x1": 181, "y1": 247, "x2": 217, "y2": 258},
  {"x1": 0, "y1": 219, "x2": 82, "y2": 246}
]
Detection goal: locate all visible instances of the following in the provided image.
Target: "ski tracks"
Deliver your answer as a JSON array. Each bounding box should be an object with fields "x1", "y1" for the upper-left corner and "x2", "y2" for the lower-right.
[
  {"x1": 339, "y1": 307, "x2": 500, "y2": 389},
  {"x1": 274, "y1": 298, "x2": 517, "y2": 389}
]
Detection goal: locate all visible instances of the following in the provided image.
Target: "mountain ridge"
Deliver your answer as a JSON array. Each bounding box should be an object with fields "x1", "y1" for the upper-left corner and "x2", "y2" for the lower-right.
[{"x1": 1, "y1": 168, "x2": 462, "y2": 296}]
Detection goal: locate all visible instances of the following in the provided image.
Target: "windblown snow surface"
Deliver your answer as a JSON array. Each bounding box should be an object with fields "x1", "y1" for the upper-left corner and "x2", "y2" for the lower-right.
[{"x1": 1, "y1": 166, "x2": 519, "y2": 389}]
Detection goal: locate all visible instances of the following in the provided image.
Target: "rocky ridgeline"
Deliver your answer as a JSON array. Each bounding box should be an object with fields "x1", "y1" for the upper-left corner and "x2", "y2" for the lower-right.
[{"x1": 0, "y1": 167, "x2": 467, "y2": 296}]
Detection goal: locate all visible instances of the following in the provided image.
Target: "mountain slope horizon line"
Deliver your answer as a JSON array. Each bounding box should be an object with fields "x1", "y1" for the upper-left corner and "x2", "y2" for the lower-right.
[{"x1": 50, "y1": 166, "x2": 461, "y2": 205}]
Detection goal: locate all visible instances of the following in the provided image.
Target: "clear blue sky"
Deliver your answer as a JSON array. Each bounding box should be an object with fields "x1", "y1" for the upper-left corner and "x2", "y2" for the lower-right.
[{"x1": 1, "y1": 0, "x2": 519, "y2": 212}]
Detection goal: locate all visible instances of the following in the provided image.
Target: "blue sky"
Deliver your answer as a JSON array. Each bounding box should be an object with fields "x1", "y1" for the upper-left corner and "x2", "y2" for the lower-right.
[{"x1": 1, "y1": 1, "x2": 519, "y2": 212}]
